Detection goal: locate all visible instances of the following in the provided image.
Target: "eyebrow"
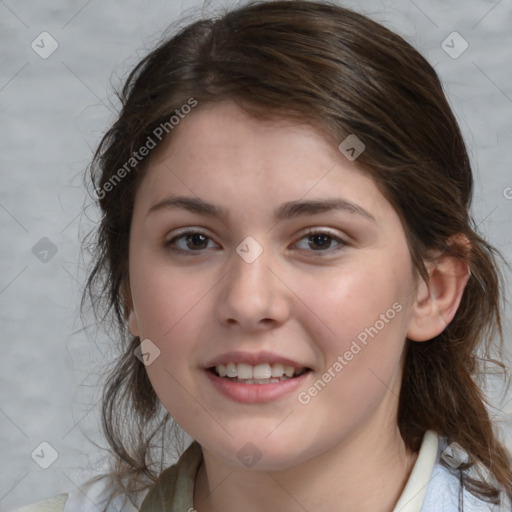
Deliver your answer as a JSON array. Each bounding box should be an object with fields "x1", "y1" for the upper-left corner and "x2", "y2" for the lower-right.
[{"x1": 147, "y1": 195, "x2": 376, "y2": 223}]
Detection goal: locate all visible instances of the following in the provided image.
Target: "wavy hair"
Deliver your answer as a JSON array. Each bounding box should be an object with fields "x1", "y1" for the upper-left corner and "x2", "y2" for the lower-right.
[{"x1": 82, "y1": 0, "x2": 512, "y2": 507}]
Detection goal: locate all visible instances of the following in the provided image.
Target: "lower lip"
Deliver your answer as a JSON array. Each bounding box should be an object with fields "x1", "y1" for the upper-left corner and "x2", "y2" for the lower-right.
[{"x1": 205, "y1": 369, "x2": 311, "y2": 403}]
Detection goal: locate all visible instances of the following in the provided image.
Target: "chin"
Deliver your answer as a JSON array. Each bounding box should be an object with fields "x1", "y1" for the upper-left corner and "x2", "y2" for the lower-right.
[{"x1": 207, "y1": 434, "x2": 315, "y2": 472}]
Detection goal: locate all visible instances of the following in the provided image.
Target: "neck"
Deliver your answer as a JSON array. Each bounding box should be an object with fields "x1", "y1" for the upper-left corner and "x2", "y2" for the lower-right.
[{"x1": 193, "y1": 421, "x2": 419, "y2": 512}]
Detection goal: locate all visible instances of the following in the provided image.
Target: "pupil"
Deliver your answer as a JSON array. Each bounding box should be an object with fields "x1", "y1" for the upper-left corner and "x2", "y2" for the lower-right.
[
  {"x1": 187, "y1": 233, "x2": 207, "y2": 249},
  {"x1": 310, "y1": 234, "x2": 330, "y2": 250}
]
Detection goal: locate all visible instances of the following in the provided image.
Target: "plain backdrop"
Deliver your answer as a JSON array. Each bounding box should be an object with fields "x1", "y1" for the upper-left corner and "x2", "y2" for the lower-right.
[{"x1": 1, "y1": 0, "x2": 511, "y2": 509}]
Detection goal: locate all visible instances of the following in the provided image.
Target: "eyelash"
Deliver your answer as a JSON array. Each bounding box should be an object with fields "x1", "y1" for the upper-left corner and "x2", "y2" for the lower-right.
[{"x1": 165, "y1": 229, "x2": 347, "y2": 256}]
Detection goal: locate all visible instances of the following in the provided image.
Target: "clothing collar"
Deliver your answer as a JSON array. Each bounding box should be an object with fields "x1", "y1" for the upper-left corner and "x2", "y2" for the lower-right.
[
  {"x1": 392, "y1": 430, "x2": 439, "y2": 512},
  {"x1": 140, "y1": 440, "x2": 202, "y2": 511},
  {"x1": 140, "y1": 430, "x2": 439, "y2": 511}
]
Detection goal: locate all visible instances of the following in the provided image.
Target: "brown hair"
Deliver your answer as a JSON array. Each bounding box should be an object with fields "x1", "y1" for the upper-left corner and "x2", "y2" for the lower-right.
[{"x1": 83, "y1": 0, "x2": 512, "y2": 506}]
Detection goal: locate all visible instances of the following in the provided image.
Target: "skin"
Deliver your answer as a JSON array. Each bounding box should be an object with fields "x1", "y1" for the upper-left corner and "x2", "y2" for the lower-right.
[{"x1": 127, "y1": 101, "x2": 469, "y2": 512}]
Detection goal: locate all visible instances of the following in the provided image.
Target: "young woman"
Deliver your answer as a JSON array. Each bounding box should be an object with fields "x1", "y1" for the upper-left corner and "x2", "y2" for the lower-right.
[{"x1": 14, "y1": 1, "x2": 512, "y2": 510}]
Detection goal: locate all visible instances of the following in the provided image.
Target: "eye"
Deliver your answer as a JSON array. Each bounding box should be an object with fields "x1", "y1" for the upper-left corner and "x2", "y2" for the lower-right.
[
  {"x1": 293, "y1": 230, "x2": 346, "y2": 254},
  {"x1": 165, "y1": 229, "x2": 347, "y2": 256},
  {"x1": 165, "y1": 230, "x2": 219, "y2": 254}
]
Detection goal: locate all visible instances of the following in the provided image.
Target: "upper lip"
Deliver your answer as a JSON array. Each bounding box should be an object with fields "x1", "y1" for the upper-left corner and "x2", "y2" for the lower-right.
[{"x1": 205, "y1": 351, "x2": 311, "y2": 369}]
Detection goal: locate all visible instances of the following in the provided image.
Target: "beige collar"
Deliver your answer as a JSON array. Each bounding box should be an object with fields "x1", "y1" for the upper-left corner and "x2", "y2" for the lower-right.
[{"x1": 392, "y1": 430, "x2": 439, "y2": 512}]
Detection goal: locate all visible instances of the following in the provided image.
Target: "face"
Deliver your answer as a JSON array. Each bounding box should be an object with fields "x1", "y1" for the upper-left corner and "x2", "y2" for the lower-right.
[{"x1": 127, "y1": 101, "x2": 422, "y2": 470}]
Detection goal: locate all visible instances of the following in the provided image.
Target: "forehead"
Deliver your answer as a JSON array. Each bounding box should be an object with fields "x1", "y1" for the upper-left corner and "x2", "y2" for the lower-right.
[
  {"x1": 135, "y1": 101, "x2": 391, "y2": 224},
  {"x1": 151, "y1": 101, "x2": 338, "y2": 170}
]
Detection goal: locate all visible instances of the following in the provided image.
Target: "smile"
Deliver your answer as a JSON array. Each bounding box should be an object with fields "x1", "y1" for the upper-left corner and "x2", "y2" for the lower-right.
[
  {"x1": 210, "y1": 362, "x2": 309, "y2": 383},
  {"x1": 205, "y1": 364, "x2": 312, "y2": 403}
]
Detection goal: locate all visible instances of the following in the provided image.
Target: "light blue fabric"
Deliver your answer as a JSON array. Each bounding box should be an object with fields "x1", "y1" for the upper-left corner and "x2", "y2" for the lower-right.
[{"x1": 421, "y1": 436, "x2": 511, "y2": 512}]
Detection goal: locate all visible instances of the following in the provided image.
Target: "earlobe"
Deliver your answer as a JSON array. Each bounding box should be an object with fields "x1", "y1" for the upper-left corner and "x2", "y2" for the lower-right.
[
  {"x1": 407, "y1": 240, "x2": 470, "y2": 342},
  {"x1": 122, "y1": 279, "x2": 140, "y2": 337},
  {"x1": 128, "y1": 309, "x2": 140, "y2": 337}
]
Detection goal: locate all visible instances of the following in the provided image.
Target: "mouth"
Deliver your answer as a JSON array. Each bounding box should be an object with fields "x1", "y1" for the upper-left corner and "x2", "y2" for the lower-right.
[{"x1": 207, "y1": 362, "x2": 312, "y2": 385}]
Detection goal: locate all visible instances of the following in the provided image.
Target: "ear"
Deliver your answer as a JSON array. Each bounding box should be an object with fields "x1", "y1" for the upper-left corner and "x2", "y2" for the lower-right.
[
  {"x1": 122, "y1": 279, "x2": 140, "y2": 337},
  {"x1": 407, "y1": 235, "x2": 471, "y2": 342},
  {"x1": 128, "y1": 310, "x2": 140, "y2": 337}
]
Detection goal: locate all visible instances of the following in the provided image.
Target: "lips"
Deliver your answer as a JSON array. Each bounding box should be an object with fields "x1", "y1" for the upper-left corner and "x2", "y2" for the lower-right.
[
  {"x1": 204, "y1": 351, "x2": 312, "y2": 390},
  {"x1": 205, "y1": 365, "x2": 312, "y2": 403},
  {"x1": 205, "y1": 352, "x2": 311, "y2": 402}
]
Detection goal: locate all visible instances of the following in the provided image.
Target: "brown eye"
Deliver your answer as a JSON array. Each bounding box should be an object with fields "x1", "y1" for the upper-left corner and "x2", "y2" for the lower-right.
[
  {"x1": 294, "y1": 230, "x2": 346, "y2": 254},
  {"x1": 307, "y1": 233, "x2": 335, "y2": 250},
  {"x1": 166, "y1": 231, "x2": 219, "y2": 254}
]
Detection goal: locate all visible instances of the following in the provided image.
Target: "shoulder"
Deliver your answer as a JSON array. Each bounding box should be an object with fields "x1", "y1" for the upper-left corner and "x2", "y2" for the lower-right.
[
  {"x1": 11, "y1": 477, "x2": 143, "y2": 512},
  {"x1": 62, "y1": 476, "x2": 142, "y2": 512},
  {"x1": 421, "y1": 438, "x2": 511, "y2": 512},
  {"x1": 11, "y1": 493, "x2": 68, "y2": 512}
]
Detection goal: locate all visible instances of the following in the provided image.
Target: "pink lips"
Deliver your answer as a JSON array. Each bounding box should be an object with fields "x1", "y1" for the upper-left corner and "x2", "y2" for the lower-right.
[
  {"x1": 205, "y1": 368, "x2": 311, "y2": 403},
  {"x1": 203, "y1": 350, "x2": 312, "y2": 404}
]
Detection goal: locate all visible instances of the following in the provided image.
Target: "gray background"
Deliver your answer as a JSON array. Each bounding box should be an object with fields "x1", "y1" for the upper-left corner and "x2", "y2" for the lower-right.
[{"x1": 1, "y1": 0, "x2": 511, "y2": 509}]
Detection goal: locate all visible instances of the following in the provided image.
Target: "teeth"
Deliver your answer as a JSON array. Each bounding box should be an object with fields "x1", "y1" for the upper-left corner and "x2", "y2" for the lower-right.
[
  {"x1": 237, "y1": 363, "x2": 253, "y2": 380},
  {"x1": 214, "y1": 362, "x2": 305, "y2": 380},
  {"x1": 217, "y1": 364, "x2": 227, "y2": 377},
  {"x1": 253, "y1": 364, "x2": 272, "y2": 379},
  {"x1": 226, "y1": 363, "x2": 237, "y2": 378},
  {"x1": 271, "y1": 363, "x2": 284, "y2": 377}
]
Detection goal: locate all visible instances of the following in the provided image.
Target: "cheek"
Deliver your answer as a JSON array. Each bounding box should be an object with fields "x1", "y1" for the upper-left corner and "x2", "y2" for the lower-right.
[
  {"x1": 128, "y1": 251, "x2": 213, "y2": 398},
  {"x1": 293, "y1": 271, "x2": 409, "y2": 435},
  {"x1": 305, "y1": 258, "x2": 409, "y2": 352},
  {"x1": 295, "y1": 252, "x2": 413, "y2": 413},
  {"x1": 129, "y1": 247, "x2": 215, "y2": 340},
  {"x1": 131, "y1": 260, "x2": 210, "y2": 428}
]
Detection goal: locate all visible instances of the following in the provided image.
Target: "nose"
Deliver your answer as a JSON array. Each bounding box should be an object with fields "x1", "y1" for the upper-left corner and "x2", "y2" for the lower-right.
[{"x1": 216, "y1": 240, "x2": 291, "y2": 331}]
